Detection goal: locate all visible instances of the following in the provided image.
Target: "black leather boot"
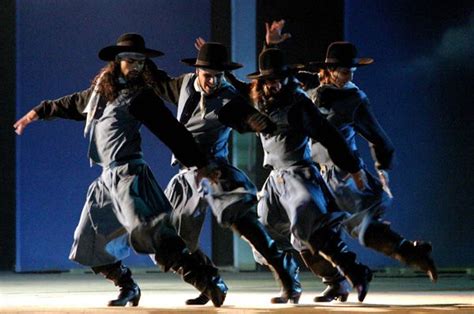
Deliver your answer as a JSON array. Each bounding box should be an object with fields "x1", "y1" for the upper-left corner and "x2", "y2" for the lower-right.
[
  {"x1": 232, "y1": 213, "x2": 302, "y2": 304},
  {"x1": 363, "y1": 221, "x2": 438, "y2": 282},
  {"x1": 170, "y1": 247, "x2": 228, "y2": 307},
  {"x1": 300, "y1": 249, "x2": 350, "y2": 302},
  {"x1": 310, "y1": 229, "x2": 372, "y2": 302},
  {"x1": 92, "y1": 261, "x2": 141, "y2": 307},
  {"x1": 130, "y1": 215, "x2": 228, "y2": 307},
  {"x1": 152, "y1": 233, "x2": 227, "y2": 307},
  {"x1": 185, "y1": 249, "x2": 219, "y2": 305}
]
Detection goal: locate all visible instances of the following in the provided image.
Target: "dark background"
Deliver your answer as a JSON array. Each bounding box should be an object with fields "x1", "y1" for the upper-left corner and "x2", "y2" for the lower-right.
[{"x1": 1, "y1": 0, "x2": 472, "y2": 271}]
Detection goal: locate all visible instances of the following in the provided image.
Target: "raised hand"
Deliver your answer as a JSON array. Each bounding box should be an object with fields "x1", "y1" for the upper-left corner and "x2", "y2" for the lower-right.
[
  {"x1": 194, "y1": 37, "x2": 207, "y2": 51},
  {"x1": 265, "y1": 19, "x2": 292, "y2": 45}
]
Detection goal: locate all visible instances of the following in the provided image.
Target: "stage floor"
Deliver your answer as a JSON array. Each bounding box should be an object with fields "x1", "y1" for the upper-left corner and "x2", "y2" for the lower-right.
[{"x1": 0, "y1": 269, "x2": 473, "y2": 313}]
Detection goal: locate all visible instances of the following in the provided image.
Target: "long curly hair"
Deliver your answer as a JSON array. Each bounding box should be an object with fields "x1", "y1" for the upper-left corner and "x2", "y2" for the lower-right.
[
  {"x1": 249, "y1": 79, "x2": 265, "y2": 107},
  {"x1": 249, "y1": 76, "x2": 300, "y2": 112},
  {"x1": 91, "y1": 61, "x2": 158, "y2": 102}
]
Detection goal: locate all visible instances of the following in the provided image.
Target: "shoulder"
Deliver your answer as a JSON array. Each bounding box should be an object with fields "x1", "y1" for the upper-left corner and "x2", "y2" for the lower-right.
[{"x1": 218, "y1": 82, "x2": 239, "y2": 100}]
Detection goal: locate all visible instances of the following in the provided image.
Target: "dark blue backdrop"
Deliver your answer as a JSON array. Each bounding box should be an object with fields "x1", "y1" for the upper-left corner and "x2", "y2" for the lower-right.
[{"x1": 344, "y1": 0, "x2": 474, "y2": 267}]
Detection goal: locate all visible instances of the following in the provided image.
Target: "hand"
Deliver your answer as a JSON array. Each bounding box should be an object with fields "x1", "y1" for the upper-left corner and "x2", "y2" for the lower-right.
[
  {"x1": 351, "y1": 169, "x2": 368, "y2": 191},
  {"x1": 13, "y1": 110, "x2": 39, "y2": 135},
  {"x1": 378, "y1": 169, "x2": 393, "y2": 198},
  {"x1": 378, "y1": 169, "x2": 389, "y2": 186},
  {"x1": 194, "y1": 37, "x2": 207, "y2": 51},
  {"x1": 265, "y1": 19, "x2": 291, "y2": 45},
  {"x1": 246, "y1": 112, "x2": 271, "y2": 132}
]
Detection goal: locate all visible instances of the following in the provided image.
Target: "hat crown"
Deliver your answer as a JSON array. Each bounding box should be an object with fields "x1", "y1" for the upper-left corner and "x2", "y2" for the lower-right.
[
  {"x1": 259, "y1": 48, "x2": 287, "y2": 73},
  {"x1": 196, "y1": 42, "x2": 230, "y2": 67},
  {"x1": 181, "y1": 42, "x2": 241, "y2": 70},
  {"x1": 98, "y1": 32, "x2": 163, "y2": 61},
  {"x1": 116, "y1": 33, "x2": 146, "y2": 49},
  {"x1": 325, "y1": 41, "x2": 358, "y2": 65}
]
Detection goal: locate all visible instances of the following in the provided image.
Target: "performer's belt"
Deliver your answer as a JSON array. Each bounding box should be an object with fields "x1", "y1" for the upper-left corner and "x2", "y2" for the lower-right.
[{"x1": 106, "y1": 153, "x2": 144, "y2": 169}]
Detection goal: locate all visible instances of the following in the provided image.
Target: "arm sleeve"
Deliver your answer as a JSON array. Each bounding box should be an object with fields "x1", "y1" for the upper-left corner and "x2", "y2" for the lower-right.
[
  {"x1": 32, "y1": 88, "x2": 92, "y2": 121},
  {"x1": 146, "y1": 60, "x2": 184, "y2": 106},
  {"x1": 217, "y1": 95, "x2": 276, "y2": 134},
  {"x1": 129, "y1": 89, "x2": 208, "y2": 168},
  {"x1": 224, "y1": 71, "x2": 252, "y2": 96},
  {"x1": 289, "y1": 96, "x2": 361, "y2": 173},
  {"x1": 295, "y1": 71, "x2": 320, "y2": 90},
  {"x1": 353, "y1": 99, "x2": 395, "y2": 170}
]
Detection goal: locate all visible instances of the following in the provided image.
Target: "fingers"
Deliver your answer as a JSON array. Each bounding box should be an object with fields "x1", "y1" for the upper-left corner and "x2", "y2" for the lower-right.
[
  {"x1": 265, "y1": 22, "x2": 270, "y2": 33},
  {"x1": 281, "y1": 33, "x2": 292, "y2": 41},
  {"x1": 13, "y1": 118, "x2": 27, "y2": 135},
  {"x1": 14, "y1": 125, "x2": 24, "y2": 135},
  {"x1": 276, "y1": 19, "x2": 285, "y2": 29},
  {"x1": 194, "y1": 37, "x2": 206, "y2": 50},
  {"x1": 248, "y1": 113, "x2": 269, "y2": 132}
]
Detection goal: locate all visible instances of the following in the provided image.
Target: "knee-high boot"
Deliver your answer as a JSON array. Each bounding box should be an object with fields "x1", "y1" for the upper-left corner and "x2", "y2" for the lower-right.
[
  {"x1": 185, "y1": 249, "x2": 220, "y2": 305},
  {"x1": 92, "y1": 261, "x2": 141, "y2": 307},
  {"x1": 309, "y1": 229, "x2": 373, "y2": 302},
  {"x1": 232, "y1": 213, "x2": 302, "y2": 304},
  {"x1": 300, "y1": 249, "x2": 351, "y2": 302},
  {"x1": 154, "y1": 236, "x2": 228, "y2": 307},
  {"x1": 363, "y1": 221, "x2": 438, "y2": 282},
  {"x1": 130, "y1": 216, "x2": 228, "y2": 307}
]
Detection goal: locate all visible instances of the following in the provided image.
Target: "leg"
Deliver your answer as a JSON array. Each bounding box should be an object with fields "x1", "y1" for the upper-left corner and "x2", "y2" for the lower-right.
[
  {"x1": 91, "y1": 261, "x2": 141, "y2": 306},
  {"x1": 130, "y1": 215, "x2": 228, "y2": 307},
  {"x1": 363, "y1": 221, "x2": 438, "y2": 282},
  {"x1": 300, "y1": 249, "x2": 351, "y2": 302},
  {"x1": 232, "y1": 211, "x2": 302, "y2": 304},
  {"x1": 70, "y1": 177, "x2": 137, "y2": 306},
  {"x1": 309, "y1": 227, "x2": 373, "y2": 302},
  {"x1": 166, "y1": 170, "x2": 227, "y2": 305},
  {"x1": 184, "y1": 249, "x2": 217, "y2": 305}
]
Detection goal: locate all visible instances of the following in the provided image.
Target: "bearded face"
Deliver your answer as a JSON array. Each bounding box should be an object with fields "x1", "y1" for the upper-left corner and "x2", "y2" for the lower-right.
[{"x1": 119, "y1": 58, "x2": 145, "y2": 82}]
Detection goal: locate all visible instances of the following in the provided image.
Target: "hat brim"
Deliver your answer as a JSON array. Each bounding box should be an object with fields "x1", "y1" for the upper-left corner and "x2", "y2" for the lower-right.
[
  {"x1": 246, "y1": 64, "x2": 304, "y2": 80},
  {"x1": 181, "y1": 58, "x2": 243, "y2": 71},
  {"x1": 309, "y1": 58, "x2": 374, "y2": 69},
  {"x1": 99, "y1": 45, "x2": 164, "y2": 61}
]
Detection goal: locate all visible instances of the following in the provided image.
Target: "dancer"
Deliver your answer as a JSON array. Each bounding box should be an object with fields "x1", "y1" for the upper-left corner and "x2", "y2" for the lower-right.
[
  {"x1": 148, "y1": 42, "x2": 302, "y2": 305},
  {"x1": 264, "y1": 21, "x2": 437, "y2": 302},
  {"x1": 13, "y1": 33, "x2": 227, "y2": 307},
  {"x1": 295, "y1": 41, "x2": 438, "y2": 301},
  {"x1": 225, "y1": 44, "x2": 373, "y2": 302}
]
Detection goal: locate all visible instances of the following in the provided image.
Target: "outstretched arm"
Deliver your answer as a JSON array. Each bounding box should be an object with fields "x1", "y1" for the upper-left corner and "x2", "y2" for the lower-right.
[
  {"x1": 145, "y1": 59, "x2": 184, "y2": 106},
  {"x1": 289, "y1": 95, "x2": 368, "y2": 189},
  {"x1": 13, "y1": 88, "x2": 92, "y2": 135},
  {"x1": 129, "y1": 88, "x2": 208, "y2": 168},
  {"x1": 354, "y1": 99, "x2": 395, "y2": 171}
]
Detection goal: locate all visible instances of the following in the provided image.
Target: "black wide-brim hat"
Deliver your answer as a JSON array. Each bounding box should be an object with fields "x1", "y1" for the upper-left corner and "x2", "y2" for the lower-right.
[
  {"x1": 247, "y1": 48, "x2": 303, "y2": 80},
  {"x1": 98, "y1": 32, "x2": 164, "y2": 61},
  {"x1": 309, "y1": 41, "x2": 373, "y2": 69},
  {"x1": 181, "y1": 42, "x2": 242, "y2": 71}
]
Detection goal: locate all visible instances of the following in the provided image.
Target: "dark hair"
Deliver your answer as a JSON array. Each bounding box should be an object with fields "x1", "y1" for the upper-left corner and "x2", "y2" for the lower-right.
[
  {"x1": 249, "y1": 76, "x2": 299, "y2": 111},
  {"x1": 92, "y1": 61, "x2": 158, "y2": 102},
  {"x1": 249, "y1": 79, "x2": 265, "y2": 107}
]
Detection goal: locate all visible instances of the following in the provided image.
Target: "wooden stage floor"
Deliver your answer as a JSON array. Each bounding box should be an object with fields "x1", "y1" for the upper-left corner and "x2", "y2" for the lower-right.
[{"x1": 0, "y1": 269, "x2": 473, "y2": 313}]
